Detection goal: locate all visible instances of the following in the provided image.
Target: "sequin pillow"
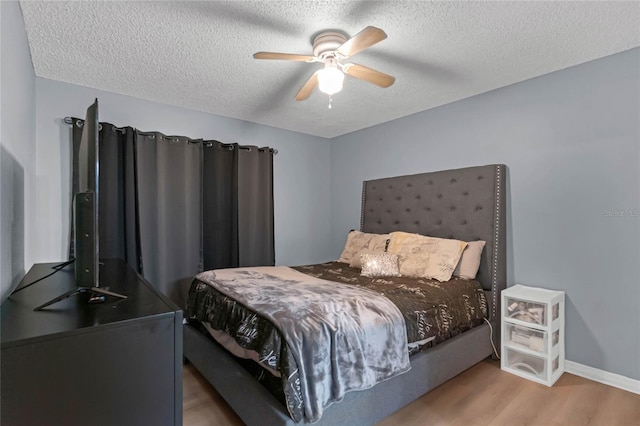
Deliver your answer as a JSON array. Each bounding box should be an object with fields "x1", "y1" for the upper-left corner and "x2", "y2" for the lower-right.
[
  {"x1": 349, "y1": 246, "x2": 390, "y2": 269},
  {"x1": 360, "y1": 253, "x2": 401, "y2": 278}
]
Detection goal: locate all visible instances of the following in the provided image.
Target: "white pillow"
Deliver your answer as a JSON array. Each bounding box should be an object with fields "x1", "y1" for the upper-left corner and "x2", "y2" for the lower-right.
[
  {"x1": 395, "y1": 252, "x2": 431, "y2": 278},
  {"x1": 338, "y1": 231, "x2": 389, "y2": 264},
  {"x1": 387, "y1": 231, "x2": 467, "y2": 282},
  {"x1": 454, "y1": 240, "x2": 486, "y2": 279}
]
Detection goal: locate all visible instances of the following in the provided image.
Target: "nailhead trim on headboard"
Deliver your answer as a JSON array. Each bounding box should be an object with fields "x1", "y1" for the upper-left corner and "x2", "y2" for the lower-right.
[
  {"x1": 360, "y1": 183, "x2": 366, "y2": 232},
  {"x1": 491, "y1": 165, "x2": 502, "y2": 319}
]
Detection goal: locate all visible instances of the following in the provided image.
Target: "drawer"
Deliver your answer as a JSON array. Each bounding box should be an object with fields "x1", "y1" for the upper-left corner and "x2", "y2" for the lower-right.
[
  {"x1": 504, "y1": 297, "x2": 547, "y2": 326},
  {"x1": 503, "y1": 348, "x2": 548, "y2": 380},
  {"x1": 505, "y1": 324, "x2": 547, "y2": 353}
]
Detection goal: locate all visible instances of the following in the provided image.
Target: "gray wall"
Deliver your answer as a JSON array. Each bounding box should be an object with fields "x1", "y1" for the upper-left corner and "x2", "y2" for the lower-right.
[
  {"x1": 34, "y1": 78, "x2": 333, "y2": 268},
  {"x1": 330, "y1": 48, "x2": 640, "y2": 380},
  {"x1": 0, "y1": 1, "x2": 36, "y2": 302},
  {"x1": 6, "y1": 1, "x2": 638, "y2": 381}
]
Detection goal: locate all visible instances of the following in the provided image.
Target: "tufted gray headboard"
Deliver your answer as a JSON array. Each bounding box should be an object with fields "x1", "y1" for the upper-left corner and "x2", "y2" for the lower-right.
[{"x1": 361, "y1": 164, "x2": 507, "y2": 320}]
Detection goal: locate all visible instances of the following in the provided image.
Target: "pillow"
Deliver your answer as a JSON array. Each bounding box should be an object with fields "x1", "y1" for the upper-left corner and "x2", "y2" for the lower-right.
[
  {"x1": 454, "y1": 240, "x2": 486, "y2": 279},
  {"x1": 350, "y1": 249, "x2": 381, "y2": 269},
  {"x1": 396, "y1": 252, "x2": 431, "y2": 278},
  {"x1": 387, "y1": 231, "x2": 467, "y2": 282},
  {"x1": 338, "y1": 230, "x2": 389, "y2": 264},
  {"x1": 360, "y1": 253, "x2": 400, "y2": 278}
]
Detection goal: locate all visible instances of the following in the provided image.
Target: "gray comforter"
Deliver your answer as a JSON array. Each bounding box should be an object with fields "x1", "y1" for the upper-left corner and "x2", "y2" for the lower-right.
[{"x1": 194, "y1": 266, "x2": 410, "y2": 423}]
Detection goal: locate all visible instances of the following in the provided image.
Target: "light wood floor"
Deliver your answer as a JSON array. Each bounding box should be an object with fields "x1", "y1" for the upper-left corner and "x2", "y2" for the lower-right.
[{"x1": 183, "y1": 358, "x2": 640, "y2": 426}]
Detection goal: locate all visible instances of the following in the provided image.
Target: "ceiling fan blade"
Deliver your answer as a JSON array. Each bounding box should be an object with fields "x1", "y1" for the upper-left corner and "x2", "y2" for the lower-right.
[
  {"x1": 253, "y1": 52, "x2": 315, "y2": 62},
  {"x1": 337, "y1": 26, "x2": 387, "y2": 58},
  {"x1": 295, "y1": 73, "x2": 318, "y2": 101},
  {"x1": 343, "y1": 63, "x2": 395, "y2": 88}
]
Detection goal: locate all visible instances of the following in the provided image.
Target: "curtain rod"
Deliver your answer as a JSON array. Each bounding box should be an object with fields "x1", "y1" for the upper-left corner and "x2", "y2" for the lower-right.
[{"x1": 63, "y1": 117, "x2": 278, "y2": 155}]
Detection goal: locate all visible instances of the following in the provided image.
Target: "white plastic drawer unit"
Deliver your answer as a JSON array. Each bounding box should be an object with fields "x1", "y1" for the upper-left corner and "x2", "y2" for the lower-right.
[
  {"x1": 503, "y1": 293, "x2": 561, "y2": 328},
  {"x1": 501, "y1": 284, "x2": 565, "y2": 386},
  {"x1": 505, "y1": 323, "x2": 548, "y2": 353},
  {"x1": 505, "y1": 299, "x2": 546, "y2": 326},
  {"x1": 503, "y1": 348, "x2": 561, "y2": 381}
]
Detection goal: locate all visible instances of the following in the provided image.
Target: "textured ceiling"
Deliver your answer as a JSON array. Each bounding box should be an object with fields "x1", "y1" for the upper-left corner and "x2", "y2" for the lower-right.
[{"x1": 20, "y1": 1, "x2": 640, "y2": 138}]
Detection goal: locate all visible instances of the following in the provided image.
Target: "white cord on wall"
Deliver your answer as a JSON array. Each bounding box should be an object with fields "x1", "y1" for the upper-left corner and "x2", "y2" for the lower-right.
[{"x1": 483, "y1": 317, "x2": 501, "y2": 359}]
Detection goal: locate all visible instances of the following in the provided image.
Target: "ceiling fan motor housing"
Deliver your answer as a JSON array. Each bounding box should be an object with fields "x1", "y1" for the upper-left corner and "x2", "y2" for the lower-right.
[
  {"x1": 312, "y1": 31, "x2": 348, "y2": 58},
  {"x1": 253, "y1": 26, "x2": 393, "y2": 101}
]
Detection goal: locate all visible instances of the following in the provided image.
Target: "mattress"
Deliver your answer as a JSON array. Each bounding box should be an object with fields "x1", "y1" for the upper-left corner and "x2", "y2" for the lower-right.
[{"x1": 185, "y1": 262, "x2": 488, "y2": 422}]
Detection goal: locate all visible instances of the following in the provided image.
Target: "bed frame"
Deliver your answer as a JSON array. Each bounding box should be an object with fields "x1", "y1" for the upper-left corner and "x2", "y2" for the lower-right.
[{"x1": 183, "y1": 164, "x2": 507, "y2": 426}]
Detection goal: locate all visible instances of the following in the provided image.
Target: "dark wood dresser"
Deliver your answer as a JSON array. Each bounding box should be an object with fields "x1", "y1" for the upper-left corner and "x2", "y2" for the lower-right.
[{"x1": 1, "y1": 258, "x2": 183, "y2": 426}]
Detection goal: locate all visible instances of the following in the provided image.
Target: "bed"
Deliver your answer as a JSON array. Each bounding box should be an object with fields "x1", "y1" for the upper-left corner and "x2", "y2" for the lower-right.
[{"x1": 182, "y1": 164, "x2": 507, "y2": 425}]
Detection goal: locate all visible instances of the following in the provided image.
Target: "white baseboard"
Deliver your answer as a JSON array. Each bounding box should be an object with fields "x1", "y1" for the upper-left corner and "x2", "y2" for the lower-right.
[{"x1": 565, "y1": 360, "x2": 640, "y2": 395}]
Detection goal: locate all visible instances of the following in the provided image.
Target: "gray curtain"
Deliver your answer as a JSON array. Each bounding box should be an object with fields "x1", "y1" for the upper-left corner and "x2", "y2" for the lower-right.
[
  {"x1": 203, "y1": 143, "x2": 238, "y2": 270},
  {"x1": 69, "y1": 121, "x2": 140, "y2": 269},
  {"x1": 237, "y1": 145, "x2": 274, "y2": 267},
  {"x1": 135, "y1": 132, "x2": 203, "y2": 304},
  {"x1": 70, "y1": 120, "x2": 275, "y2": 304},
  {"x1": 202, "y1": 143, "x2": 275, "y2": 270}
]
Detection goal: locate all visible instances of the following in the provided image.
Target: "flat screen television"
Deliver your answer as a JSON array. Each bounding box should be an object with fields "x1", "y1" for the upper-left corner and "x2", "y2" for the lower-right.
[
  {"x1": 34, "y1": 99, "x2": 126, "y2": 310},
  {"x1": 75, "y1": 99, "x2": 100, "y2": 287}
]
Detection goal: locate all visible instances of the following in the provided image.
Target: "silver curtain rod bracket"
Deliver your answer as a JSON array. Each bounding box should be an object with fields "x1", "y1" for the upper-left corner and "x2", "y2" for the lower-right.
[{"x1": 63, "y1": 117, "x2": 102, "y2": 131}]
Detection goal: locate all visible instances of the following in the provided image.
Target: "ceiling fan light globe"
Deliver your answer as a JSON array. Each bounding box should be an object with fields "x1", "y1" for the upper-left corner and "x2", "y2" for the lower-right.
[{"x1": 318, "y1": 67, "x2": 344, "y2": 96}]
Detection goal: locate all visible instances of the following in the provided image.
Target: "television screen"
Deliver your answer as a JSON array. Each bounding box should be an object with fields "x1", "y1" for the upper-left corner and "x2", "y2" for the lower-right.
[{"x1": 74, "y1": 99, "x2": 100, "y2": 288}]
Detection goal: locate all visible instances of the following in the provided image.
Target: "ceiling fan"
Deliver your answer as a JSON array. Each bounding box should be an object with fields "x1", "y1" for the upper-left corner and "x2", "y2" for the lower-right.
[{"x1": 253, "y1": 26, "x2": 395, "y2": 101}]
